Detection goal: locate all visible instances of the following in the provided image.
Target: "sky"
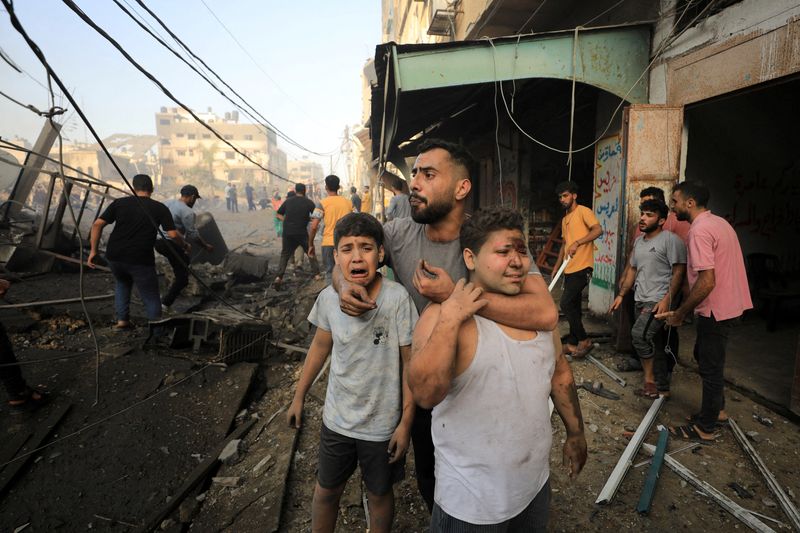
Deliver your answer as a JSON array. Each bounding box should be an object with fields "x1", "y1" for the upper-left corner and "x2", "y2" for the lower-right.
[{"x1": 0, "y1": 1, "x2": 380, "y2": 176}]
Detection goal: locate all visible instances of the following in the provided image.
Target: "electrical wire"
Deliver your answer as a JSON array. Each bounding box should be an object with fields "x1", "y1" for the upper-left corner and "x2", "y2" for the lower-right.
[
  {"x1": 486, "y1": 0, "x2": 715, "y2": 157},
  {"x1": 112, "y1": 0, "x2": 331, "y2": 161},
  {"x1": 583, "y1": 0, "x2": 629, "y2": 27},
  {"x1": 46, "y1": 73, "x2": 103, "y2": 406},
  {"x1": 1, "y1": 0, "x2": 271, "y2": 326},
  {"x1": 132, "y1": 0, "x2": 336, "y2": 157},
  {"x1": 58, "y1": 0, "x2": 293, "y2": 185},
  {"x1": 0, "y1": 88, "x2": 64, "y2": 118},
  {"x1": 516, "y1": 0, "x2": 548, "y2": 34},
  {"x1": 196, "y1": 0, "x2": 330, "y2": 136}
]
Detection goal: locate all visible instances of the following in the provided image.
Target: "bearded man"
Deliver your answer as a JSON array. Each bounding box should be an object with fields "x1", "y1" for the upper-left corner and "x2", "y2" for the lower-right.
[{"x1": 330, "y1": 138, "x2": 558, "y2": 512}]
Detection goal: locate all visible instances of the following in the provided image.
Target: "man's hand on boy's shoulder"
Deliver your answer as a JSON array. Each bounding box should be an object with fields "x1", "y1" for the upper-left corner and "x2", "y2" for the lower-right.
[
  {"x1": 388, "y1": 424, "x2": 411, "y2": 464},
  {"x1": 286, "y1": 398, "x2": 304, "y2": 429}
]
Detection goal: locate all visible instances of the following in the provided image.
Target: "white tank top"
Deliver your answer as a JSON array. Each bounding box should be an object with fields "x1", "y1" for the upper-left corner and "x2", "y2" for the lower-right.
[{"x1": 432, "y1": 316, "x2": 554, "y2": 525}]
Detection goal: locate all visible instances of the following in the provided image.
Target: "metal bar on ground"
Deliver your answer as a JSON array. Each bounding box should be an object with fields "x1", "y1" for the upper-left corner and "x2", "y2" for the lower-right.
[
  {"x1": 274, "y1": 341, "x2": 309, "y2": 355},
  {"x1": 0, "y1": 292, "x2": 114, "y2": 309},
  {"x1": 586, "y1": 354, "x2": 626, "y2": 387},
  {"x1": 547, "y1": 256, "x2": 570, "y2": 292},
  {"x1": 636, "y1": 428, "x2": 668, "y2": 514},
  {"x1": 633, "y1": 442, "x2": 699, "y2": 468},
  {"x1": 642, "y1": 443, "x2": 775, "y2": 533},
  {"x1": 729, "y1": 417, "x2": 800, "y2": 530},
  {"x1": 37, "y1": 249, "x2": 111, "y2": 272},
  {"x1": 595, "y1": 396, "x2": 664, "y2": 504}
]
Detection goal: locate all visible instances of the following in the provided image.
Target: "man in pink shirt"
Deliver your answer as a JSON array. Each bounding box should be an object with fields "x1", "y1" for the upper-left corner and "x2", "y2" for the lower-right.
[{"x1": 657, "y1": 181, "x2": 752, "y2": 442}]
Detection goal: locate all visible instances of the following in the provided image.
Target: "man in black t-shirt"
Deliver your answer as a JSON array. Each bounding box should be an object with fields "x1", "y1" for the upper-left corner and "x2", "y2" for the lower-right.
[
  {"x1": 89, "y1": 174, "x2": 186, "y2": 329},
  {"x1": 273, "y1": 182, "x2": 320, "y2": 288}
]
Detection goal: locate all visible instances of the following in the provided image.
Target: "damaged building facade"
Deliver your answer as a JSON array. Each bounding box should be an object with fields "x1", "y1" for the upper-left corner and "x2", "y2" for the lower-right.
[{"x1": 363, "y1": 0, "x2": 800, "y2": 413}]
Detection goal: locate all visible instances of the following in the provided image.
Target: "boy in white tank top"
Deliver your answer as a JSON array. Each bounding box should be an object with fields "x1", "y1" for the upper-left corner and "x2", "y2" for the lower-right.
[{"x1": 409, "y1": 206, "x2": 587, "y2": 531}]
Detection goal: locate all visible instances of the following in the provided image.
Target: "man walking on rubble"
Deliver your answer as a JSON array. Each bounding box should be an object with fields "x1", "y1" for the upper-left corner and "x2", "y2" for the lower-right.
[
  {"x1": 657, "y1": 181, "x2": 752, "y2": 442},
  {"x1": 89, "y1": 174, "x2": 186, "y2": 331},
  {"x1": 409, "y1": 206, "x2": 586, "y2": 531},
  {"x1": 552, "y1": 180, "x2": 602, "y2": 358},
  {"x1": 155, "y1": 185, "x2": 214, "y2": 314},
  {"x1": 273, "y1": 183, "x2": 320, "y2": 289},
  {"x1": 331, "y1": 138, "x2": 558, "y2": 512},
  {"x1": 309, "y1": 175, "x2": 353, "y2": 281},
  {"x1": 610, "y1": 199, "x2": 686, "y2": 400}
]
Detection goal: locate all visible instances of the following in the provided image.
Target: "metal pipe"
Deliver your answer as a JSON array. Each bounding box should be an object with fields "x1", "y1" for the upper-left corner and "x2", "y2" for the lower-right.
[
  {"x1": 595, "y1": 396, "x2": 665, "y2": 504},
  {"x1": 34, "y1": 173, "x2": 56, "y2": 249},
  {"x1": 586, "y1": 354, "x2": 626, "y2": 387},
  {"x1": 547, "y1": 255, "x2": 570, "y2": 291},
  {"x1": 0, "y1": 292, "x2": 113, "y2": 309},
  {"x1": 729, "y1": 417, "x2": 800, "y2": 530},
  {"x1": 642, "y1": 443, "x2": 775, "y2": 533}
]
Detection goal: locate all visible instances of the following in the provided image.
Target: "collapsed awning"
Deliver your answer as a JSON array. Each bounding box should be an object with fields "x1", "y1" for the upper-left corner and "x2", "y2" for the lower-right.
[{"x1": 371, "y1": 24, "x2": 651, "y2": 167}]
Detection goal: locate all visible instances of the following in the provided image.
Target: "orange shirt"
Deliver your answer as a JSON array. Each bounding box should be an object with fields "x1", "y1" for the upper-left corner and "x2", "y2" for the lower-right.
[
  {"x1": 316, "y1": 195, "x2": 353, "y2": 246},
  {"x1": 561, "y1": 205, "x2": 599, "y2": 273}
]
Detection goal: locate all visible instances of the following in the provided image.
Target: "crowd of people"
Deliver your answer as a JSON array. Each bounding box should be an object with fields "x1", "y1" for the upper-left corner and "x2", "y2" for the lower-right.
[{"x1": 0, "y1": 136, "x2": 754, "y2": 532}]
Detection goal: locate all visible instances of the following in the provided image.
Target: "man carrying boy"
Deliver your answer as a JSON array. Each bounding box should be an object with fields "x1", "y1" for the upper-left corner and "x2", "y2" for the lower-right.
[
  {"x1": 409, "y1": 206, "x2": 586, "y2": 531},
  {"x1": 609, "y1": 199, "x2": 686, "y2": 399},
  {"x1": 287, "y1": 213, "x2": 417, "y2": 533}
]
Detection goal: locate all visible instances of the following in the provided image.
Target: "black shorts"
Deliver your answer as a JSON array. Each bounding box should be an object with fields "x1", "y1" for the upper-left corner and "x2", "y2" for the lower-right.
[{"x1": 317, "y1": 423, "x2": 405, "y2": 496}]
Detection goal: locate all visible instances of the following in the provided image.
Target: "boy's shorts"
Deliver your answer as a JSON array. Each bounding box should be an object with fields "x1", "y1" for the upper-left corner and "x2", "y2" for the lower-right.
[{"x1": 317, "y1": 423, "x2": 405, "y2": 496}]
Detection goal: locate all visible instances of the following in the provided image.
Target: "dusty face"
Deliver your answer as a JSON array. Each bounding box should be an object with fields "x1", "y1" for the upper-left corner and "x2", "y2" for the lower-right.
[
  {"x1": 639, "y1": 209, "x2": 664, "y2": 234},
  {"x1": 334, "y1": 235, "x2": 384, "y2": 287},
  {"x1": 670, "y1": 190, "x2": 691, "y2": 222},
  {"x1": 558, "y1": 191, "x2": 576, "y2": 210},
  {"x1": 464, "y1": 229, "x2": 530, "y2": 296},
  {"x1": 409, "y1": 148, "x2": 461, "y2": 224}
]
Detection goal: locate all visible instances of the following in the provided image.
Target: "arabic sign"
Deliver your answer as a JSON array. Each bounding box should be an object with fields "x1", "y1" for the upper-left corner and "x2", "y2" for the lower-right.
[{"x1": 588, "y1": 134, "x2": 623, "y2": 314}]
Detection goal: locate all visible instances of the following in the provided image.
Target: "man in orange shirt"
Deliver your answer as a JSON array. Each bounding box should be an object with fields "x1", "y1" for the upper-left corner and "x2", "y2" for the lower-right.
[
  {"x1": 310, "y1": 175, "x2": 354, "y2": 280},
  {"x1": 553, "y1": 181, "x2": 602, "y2": 358}
]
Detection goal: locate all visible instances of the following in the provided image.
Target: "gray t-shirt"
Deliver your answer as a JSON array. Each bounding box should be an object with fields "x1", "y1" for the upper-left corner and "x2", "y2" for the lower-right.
[
  {"x1": 308, "y1": 280, "x2": 418, "y2": 441},
  {"x1": 631, "y1": 230, "x2": 687, "y2": 303},
  {"x1": 387, "y1": 193, "x2": 412, "y2": 221},
  {"x1": 383, "y1": 217, "x2": 469, "y2": 314}
]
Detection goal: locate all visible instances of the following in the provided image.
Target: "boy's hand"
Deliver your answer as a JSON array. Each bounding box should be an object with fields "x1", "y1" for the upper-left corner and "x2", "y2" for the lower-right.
[
  {"x1": 286, "y1": 398, "x2": 304, "y2": 429},
  {"x1": 388, "y1": 424, "x2": 411, "y2": 464},
  {"x1": 337, "y1": 278, "x2": 376, "y2": 316},
  {"x1": 441, "y1": 279, "x2": 488, "y2": 323},
  {"x1": 413, "y1": 260, "x2": 455, "y2": 304},
  {"x1": 563, "y1": 433, "x2": 587, "y2": 479},
  {"x1": 608, "y1": 295, "x2": 623, "y2": 313}
]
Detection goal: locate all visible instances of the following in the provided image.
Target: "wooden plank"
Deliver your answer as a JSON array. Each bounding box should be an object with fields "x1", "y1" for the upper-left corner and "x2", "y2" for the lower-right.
[
  {"x1": 636, "y1": 429, "x2": 668, "y2": 514},
  {"x1": 139, "y1": 418, "x2": 257, "y2": 533},
  {"x1": 0, "y1": 403, "x2": 72, "y2": 498}
]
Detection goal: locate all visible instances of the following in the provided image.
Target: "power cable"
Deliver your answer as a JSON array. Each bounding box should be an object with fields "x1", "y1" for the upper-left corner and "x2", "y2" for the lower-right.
[
  {"x1": 0, "y1": 88, "x2": 65, "y2": 118},
  {"x1": 131, "y1": 0, "x2": 336, "y2": 157},
  {"x1": 486, "y1": 0, "x2": 714, "y2": 157},
  {"x1": 112, "y1": 0, "x2": 331, "y2": 161},
  {"x1": 58, "y1": 0, "x2": 293, "y2": 185},
  {"x1": 1, "y1": 0, "x2": 270, "y2": 326},
  {"x1": 583, "y1": 0, "x2": 629, "y2": 27},
  {"x1": 196, "y1": 0, "x2": 329, "y2": 136},
  {"x1": 516, "y1": 0, "x2": 548, "y2": 34}
]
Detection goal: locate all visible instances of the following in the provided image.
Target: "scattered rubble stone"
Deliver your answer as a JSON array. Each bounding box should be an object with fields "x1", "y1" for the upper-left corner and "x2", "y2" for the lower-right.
[
  {"x1": 211, "y1": 477, "x2": 241, "y2": 488},
  {"x1": 218, "y1": 439, "x2": 242, "y2": 465}
]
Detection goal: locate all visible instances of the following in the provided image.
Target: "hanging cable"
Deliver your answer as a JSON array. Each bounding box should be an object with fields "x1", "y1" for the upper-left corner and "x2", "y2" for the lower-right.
[
  {"x1": 0, "y1": 88, "x2": 65, "y2": 118},
  {"x1": 1, "y1": 0, "x2": 273, "y2": 325},
  {"x1": 566, "y1": 27, "x2": 580, "y2": 181},
  {"x1": 111, "y1": 0, "x2": 332, "y2": 160},
  {"x1": 131, "y1": 0, "x2": 336, "y2": 157}
]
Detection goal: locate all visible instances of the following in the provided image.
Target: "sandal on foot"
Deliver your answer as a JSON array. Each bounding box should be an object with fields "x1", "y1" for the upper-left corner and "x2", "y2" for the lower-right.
[
  {"x1": 8, "y1": 387, "x2": 50, "y2": 414},
  {"x1": 113, "y1": 322, "x2": 134, "y2": 331},
  {"x1": 634, "y1": 382, "x2": 659, "y2": 400},
  {"x1": 669, "y1": 424, "x2": 718, "y2": 443},
  {"x1": 686, "y1": 413, "x2": 729, "y2": 427}
]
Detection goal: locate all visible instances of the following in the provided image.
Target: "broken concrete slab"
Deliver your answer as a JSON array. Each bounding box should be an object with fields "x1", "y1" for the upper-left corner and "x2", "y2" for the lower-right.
[
  {"x1": 218, "y1": 439, "x2": 242, "y2": 466},
  {"x1": 224, "y1": 252, "x2": 269, "y2": 282}
]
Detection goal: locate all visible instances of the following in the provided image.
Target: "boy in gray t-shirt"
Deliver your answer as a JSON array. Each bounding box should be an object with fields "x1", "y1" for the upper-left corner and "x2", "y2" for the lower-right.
[
  {"x1": 610, "y1": 200, "x2": 686, "y2": 399},
  {"x1": 287, "y1": 213, "x2": 417, "y2": 533}
]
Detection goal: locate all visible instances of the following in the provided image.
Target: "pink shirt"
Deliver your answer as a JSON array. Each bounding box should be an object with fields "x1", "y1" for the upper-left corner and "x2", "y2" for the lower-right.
[
  {"x1": 634, "y1": 211, "x2": 691, "y2": 244},
  {"x1": 687, "y1": 211, "x2": 753, "y2": 321}
]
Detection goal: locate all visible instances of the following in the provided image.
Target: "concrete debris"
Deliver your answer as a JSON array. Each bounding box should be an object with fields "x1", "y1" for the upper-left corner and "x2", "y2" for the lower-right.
[
  {"x1": 762, "y1": 498, "x2": 778, "y2": 508},
  {"x1": 588, "y1": 424, "x2": 599, "y2": 433},
  {"x1": 728, "y1": 482, "x2": 754, "y2": 499},
  {"x1": 211, "y1": 476, "x2": 241, "y2": 488},
  {"x1": 746, "y1": 431, "x2": 762, "y2": 443},
  {"x1": 223, "y1": 252, "x2": 269, "y2": 282},
  {"x1": 218, "y1": 439, "x2": 242, "y2": 465}
]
